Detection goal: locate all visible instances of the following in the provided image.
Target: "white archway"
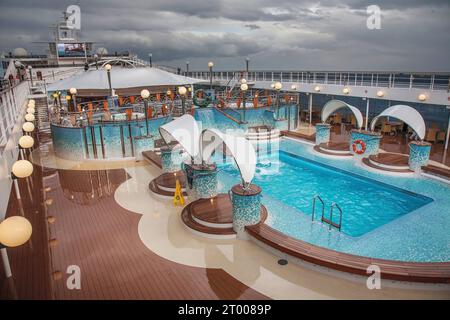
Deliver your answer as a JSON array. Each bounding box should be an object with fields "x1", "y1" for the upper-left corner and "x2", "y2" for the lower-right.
[
  {"x1": 321, "y1": 100, "x2": 364, "y2": 129},
  {"x1": 370, "y1": 105, "x2": 426, "y2": 140}
]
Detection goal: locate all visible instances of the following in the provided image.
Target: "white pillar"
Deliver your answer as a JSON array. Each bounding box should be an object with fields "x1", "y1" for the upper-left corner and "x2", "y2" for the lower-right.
[
  {"x1": 1, "y1": 248, "x2": 12, "y2": 278},
  {"x1": 365, "y1": 98, "x2": 370, "y2": 130},
  {"x1": 445, "y1": 108, "x2": 450, "y2": 150},
  {"x1": 309, "y1": 94, "x2": 313, "y2": 125}
]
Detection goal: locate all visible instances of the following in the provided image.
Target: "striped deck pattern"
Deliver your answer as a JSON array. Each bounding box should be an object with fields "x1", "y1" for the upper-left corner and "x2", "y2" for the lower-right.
[{"x1": 0, "y1": 165, "x2": 268, "y2": 299}]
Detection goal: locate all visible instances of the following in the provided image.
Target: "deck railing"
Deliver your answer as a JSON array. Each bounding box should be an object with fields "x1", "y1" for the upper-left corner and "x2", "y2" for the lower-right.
[{"x1": 184, "y1": 70, "x2": 450, "y2": 91}]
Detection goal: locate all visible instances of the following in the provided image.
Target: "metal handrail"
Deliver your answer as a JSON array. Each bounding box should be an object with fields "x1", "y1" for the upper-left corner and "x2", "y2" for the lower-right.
[
  {"x1": 311, "y1": 195, "x2": 325, "y2": 222},
  {"x1": 328, "y1": 202, "x2": 343, "y2": 232}
]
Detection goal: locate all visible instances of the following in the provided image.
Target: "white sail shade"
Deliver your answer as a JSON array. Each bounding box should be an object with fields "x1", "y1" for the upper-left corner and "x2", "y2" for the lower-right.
[
  {"x1": 370, "y1": 105, "x2": 426, "y2": 140},
  {"x1": 321, "y1": 100, "x2": 364, "y2": 129}
]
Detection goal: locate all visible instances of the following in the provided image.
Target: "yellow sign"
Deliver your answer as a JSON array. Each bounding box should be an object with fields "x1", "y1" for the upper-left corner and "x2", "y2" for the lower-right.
[{"x1": 173, "y1": 179, "x2": 185, "y2": 206}]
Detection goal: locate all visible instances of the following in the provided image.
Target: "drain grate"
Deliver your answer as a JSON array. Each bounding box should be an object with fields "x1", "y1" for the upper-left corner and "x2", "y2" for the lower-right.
[{"x1": 278, "y1": 259, "x2": 288, "y2": 266}]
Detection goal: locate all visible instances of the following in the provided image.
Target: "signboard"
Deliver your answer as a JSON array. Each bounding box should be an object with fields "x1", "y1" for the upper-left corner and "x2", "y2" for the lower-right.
[{"x1": 57, "y1": 43, "x2": 85, "y2": 57}]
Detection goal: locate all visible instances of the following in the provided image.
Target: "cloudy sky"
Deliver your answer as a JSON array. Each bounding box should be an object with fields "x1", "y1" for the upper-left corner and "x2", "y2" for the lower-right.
[{"x1": 0, "y1": 0, "x2": 449, "y2": 71}]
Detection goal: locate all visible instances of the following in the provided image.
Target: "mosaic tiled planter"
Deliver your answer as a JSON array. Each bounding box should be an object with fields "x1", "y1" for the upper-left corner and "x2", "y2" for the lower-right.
[
  {"x1": 349, "y1": 130, "x2": 382, "y2": 157},
  {"x1": 183, "y1": 162, "x2": 218, "y2": 200},
  {"x1": 409, "y1": 141, "x2": 431, "y2": 171},
  {"x1": 230, "y1": 184, "x2": 262, "y2": 240},
  {"x1": 160, "y1": 146, "x2": 183, "y2": 173},
  {"x1": 315, "y1": 123, "x2": 331, "y2": 145}
]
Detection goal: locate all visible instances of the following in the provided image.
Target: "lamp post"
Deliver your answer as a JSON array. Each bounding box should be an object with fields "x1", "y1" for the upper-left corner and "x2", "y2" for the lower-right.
[
  {"x1": 178, "y1": 86, "x2": 187, "y2": 115},
  {"x1": 94, "y1": 54, "x2": 99, "y2": 70},
  {"x1": 11, "y1": 159, "x2": 33, "y2": 200},
  {"x1": 186, "y1": 61, "x2": 190, "y2": 75},
  {"x1": 27, "y1": 65, "x2": 33, "y2": 87},
  {"x1": 274, "y1": 81, "x2": 282, "y2": 119},
  {"x1": 208, "y1": 61, "x2": 214, "y2": 90},
  {"x1": 0, "y1": 216, "x2": 33, "y2": 278},
  {"x1": 148, "y1": 53, "x2": 153, "y2": 67},
  {"x1": 240, "y1": 83, "x2": 248, "y2": 123},
  {"x1": 18, "y1": 135, "x2": 34, "y2": 160},
  {"x1": 69, "y1": 87, "x2": 77, "y2": 112},
  {"x1": 140, "y1": 89, "x2": 150, "y2": 136},
  {"x1": 245, "y1": 57, "x2": 250, "y2": 78},
  {"x1": 104, "y1": 64, "x2": 113, "y2": 97}
]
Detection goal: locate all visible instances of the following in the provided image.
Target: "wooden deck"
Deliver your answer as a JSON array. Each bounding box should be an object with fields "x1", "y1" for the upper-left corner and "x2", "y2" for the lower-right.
[
  {"x1": 280, "y1": 130, "x2": 315, "y2": 142},
  {"x1": 246, "y1": 223, "x2": 450, "y2": 283},
  {"x1": 142, "y1": 150, "x2": 162, "y2": 168},
  {"x1": 369, "y1": 153, "x2": 409, "y2": 166},
  {"x1": 422, "y1": 164, "x2": 450, "y2": 179},
  {"x1": 1, "y1": 164, "x2": 268, "y2": 299},
  {"x1": 182, "y1": 195, "x2": 268, "y2": 237}
]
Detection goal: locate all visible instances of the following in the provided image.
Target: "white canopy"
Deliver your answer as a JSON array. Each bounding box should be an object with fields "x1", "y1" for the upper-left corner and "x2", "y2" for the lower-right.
[
  {"x1": 321, "y1": 100, "x2": 364, "y2": 129},
  {"x1": 370, "y1": 105, "x2": 426, "y2": 140},
  {"x1": 159, "y1": 114, "x2": 200, "y2": 160},
  {"x1": 159, "y1": 115, "x2": 257, "y2": 185},
  {"x1": 201, "y1": 128, "x2": 256, "y2": 185},
  {"x1": 47, "y1": 67, "x2": 201, "y2": 91}
]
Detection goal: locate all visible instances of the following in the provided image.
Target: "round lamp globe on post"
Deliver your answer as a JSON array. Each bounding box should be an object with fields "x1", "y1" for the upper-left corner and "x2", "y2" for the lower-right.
[
  {"x1": 25, "y1": 113, "x2": 35, "y2": 122},
  {"x1": 240, "y1": 83, "x2": 248, "y2": 91},
  {"x1": 27, "y1": 101, "x2": 35, "y2": 108},
  {"x1": 418, "y1": 93, "x2": 427, "y2": 101},
  {"x1": 207, "y1": 61, "x2": 214, "y2": 68},
  {"x1": 166, "y1": 90, "x2": 172, "y2": 96},
  {"x1": 140, "y1": 89, "x2": 150, "y2": 136},
  {"x1": 178, "y1": 86, "x2": 187, "y2": 95},
  {"x1": 274, "y1": 82, "x2": 282, "y2": 91},
  {"x1": 69, "y1": 87, "x2": 77, "y2": 95},
  {"x1": 65, "y1": 95, "x2": 71, "y2": 101},
  {"x1": 26, "y1": 107, "x2": 35, "y2": 114},
  {"x1": 376, "y1": 90, "x2": 384, "y2": 97},
  {"x1": 12, "y1": 160, "x2": 33, "y2": 178},
  {"x1": 19, "y1": 135, "x2": 34, "y2": 149},
  {"x1": 270, "y1": 83, "x2": 275, "y2": 89},
  {"x1": 22, "y1": 122, "x2": 35, "y2": 133},
  {"x1": 314, "y1": 86, "x2": 321, "y2": 92},
  {"x1": 140, "y1": 89, "x2": 150, "y2": 99},
  {"x1": 104, "y1": 64, "x2": 112, "y2": 71},
  {"x1": 342, "y1": 87, "x2": 350, "y2": 94},
  {"x1": 28, "y1": 99, "x2": 35, "y2": 105},
  {"x1": 240, "y1": 78, "x2": 247, "y2": 84},
  {"x1": 291, "y1": 84, "x2": 297, "y2": 90},
  {"x1": 0, "y1": 216, "x2": 32, "y2": 248}
]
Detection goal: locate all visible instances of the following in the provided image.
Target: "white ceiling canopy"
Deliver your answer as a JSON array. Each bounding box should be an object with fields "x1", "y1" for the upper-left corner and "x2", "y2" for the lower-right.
[
  {"x1": 321, "y1": 99, "x2": 364, "y2": 129},
  {"x1": 370, "y1": 105, "x2": 426, "y2": 140},
  {"x1": 47, "y1": 67, "x2": 201, "y2": 91}
]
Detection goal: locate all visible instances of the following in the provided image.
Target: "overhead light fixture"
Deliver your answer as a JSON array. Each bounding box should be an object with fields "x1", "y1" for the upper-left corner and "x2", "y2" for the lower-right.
[
  {"x1": 314, "y1": 86, "x2": 321, "y2": 92},
  {"x1": 274, "y1": 82, "x2": 282, "y2": 90},
  {"x1": 342, "y1": 87, "x2": 350, "y2": 94},
  {"x1": 178, "y1": 86, "x2": 187, "y2": 95},
  {"x1": 18, "y1": 135, "x2": 34, "y2": 149},
  {"x1": 418, "y1": 93, "x2": 427, "y2": 101}
]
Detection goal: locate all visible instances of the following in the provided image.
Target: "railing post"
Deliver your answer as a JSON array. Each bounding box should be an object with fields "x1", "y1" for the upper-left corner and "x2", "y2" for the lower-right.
[
  {"x1": 90, "y1": 126, "x2": 98, "y2": 159},
  {"x1": 120, "y1": 125, "x2": 126, "y2": 157},
  {"x1": 99, "y1": 125, "x2": 106, "y2": 158}
]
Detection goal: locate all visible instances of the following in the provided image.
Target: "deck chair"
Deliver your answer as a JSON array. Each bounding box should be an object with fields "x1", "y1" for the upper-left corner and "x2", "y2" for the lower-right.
[
  {"x1": 425, "y1": 128, "x2": 438, "y2": 143},
  {"x1": 381, "y1": 123, "x2": 392, "y2": 135}
]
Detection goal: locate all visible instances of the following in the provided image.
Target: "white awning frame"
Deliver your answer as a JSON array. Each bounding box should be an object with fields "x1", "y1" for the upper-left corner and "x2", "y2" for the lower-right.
[
  {"x1": 321, "y1": 99, "x2": 364, "y2": 129},
  {"x1": 370, "y1": 105, "x2": 426, "y2": 140}
]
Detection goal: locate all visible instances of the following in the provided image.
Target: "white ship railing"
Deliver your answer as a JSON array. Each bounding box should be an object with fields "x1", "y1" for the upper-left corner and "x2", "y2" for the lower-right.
[{"x1": 183, "y1": 70, "x2": 450, "y2": 91}]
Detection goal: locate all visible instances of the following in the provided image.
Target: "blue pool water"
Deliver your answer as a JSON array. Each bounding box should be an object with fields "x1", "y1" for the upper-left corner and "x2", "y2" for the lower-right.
[
  {"x1": 216, "y1": 139, "x2": 450, "y2": 262},
  {"x1": 222, "y1": 151, "x2": 432, "y2": 237}
]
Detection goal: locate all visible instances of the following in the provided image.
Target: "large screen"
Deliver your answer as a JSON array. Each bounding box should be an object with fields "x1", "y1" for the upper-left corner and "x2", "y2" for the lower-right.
[{"x1": 57, "y1": 43, "x2": 85, "y2": 57}]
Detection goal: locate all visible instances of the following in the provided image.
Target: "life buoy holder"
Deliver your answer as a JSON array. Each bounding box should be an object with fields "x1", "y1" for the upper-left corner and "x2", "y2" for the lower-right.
[{"x1": 352, "y1": 139, "x2": 366, "y2": 155}]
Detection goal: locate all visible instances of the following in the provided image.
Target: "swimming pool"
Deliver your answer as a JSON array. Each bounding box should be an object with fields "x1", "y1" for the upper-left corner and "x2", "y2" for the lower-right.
[{"x1": 216, "y1": 138, "x2": 450, "y2": 263}]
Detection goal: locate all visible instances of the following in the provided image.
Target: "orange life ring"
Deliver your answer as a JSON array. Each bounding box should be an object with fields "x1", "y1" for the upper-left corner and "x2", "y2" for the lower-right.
[{"x1": 352, "y1": 139, "x2": 366, "y2": 155}]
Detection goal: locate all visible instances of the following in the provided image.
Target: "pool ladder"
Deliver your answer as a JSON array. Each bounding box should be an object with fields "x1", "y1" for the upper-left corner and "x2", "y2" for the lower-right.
[{"x1": 311, "y1": 195, "x2": 343, "y2": 232}]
